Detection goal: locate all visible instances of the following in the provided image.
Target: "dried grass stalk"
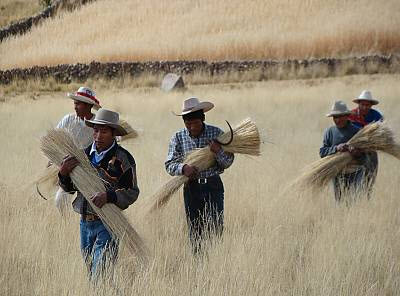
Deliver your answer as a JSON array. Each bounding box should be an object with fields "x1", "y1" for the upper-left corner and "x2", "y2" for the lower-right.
[
  {"x1": 40, "y1": 128, "x2": 148, "y2": 263},
  {"x1": 149, "y1": 118, "x2": 261, "y2": 212},
  {"x1": 294, "y1": 121, "x2": 400, "y2": 191}
]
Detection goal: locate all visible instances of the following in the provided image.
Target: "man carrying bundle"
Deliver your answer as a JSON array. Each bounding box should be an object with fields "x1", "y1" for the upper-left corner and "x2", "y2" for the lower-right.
[
  {"x1": 165, "y1": 97, "x2": 234, "y2": 251},
  {"x1": 320, "y1": 101, "x2": 369, "y2": 201},
  {"x1": 54, "y1": 87, "x2": 101, "y2": 213},
  {"x1": 58, "y1": 108, "x2": 139, "y2": 278},
  {"x1": 348, "y1": 90, "x2": 384, "y2": 194}
]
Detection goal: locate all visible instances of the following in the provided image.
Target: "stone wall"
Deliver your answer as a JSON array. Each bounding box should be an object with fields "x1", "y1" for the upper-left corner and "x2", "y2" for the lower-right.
[
  {"x1": 0, "y1": 55, "x2": 398, "y2": 85},
  {"x1": 0, "y1": 0, "x2": 96, "y2": 42}
]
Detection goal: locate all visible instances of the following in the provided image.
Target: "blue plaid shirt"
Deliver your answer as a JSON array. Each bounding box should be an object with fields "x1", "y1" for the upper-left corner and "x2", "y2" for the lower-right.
[{"x1": 165, "y1": 123, "x2": 234, "y2": 178}]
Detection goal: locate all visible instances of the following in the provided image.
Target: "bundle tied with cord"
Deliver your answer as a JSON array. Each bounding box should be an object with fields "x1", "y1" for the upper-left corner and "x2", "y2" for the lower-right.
[
  {"x1": 149, "y1": 118, "x2": 261, "y2": 212},
  {"x1": 294, "y1": 121, "x2": 400, "y2": 191},
  {"x1": 40, "y1": 128, "x2": 148, "y2": 264}
]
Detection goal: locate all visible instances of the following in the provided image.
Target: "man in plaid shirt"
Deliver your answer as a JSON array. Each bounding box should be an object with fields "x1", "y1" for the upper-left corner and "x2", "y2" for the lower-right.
[{"x1": 165, "y1": 97, "x2": 234, "y2": 251}]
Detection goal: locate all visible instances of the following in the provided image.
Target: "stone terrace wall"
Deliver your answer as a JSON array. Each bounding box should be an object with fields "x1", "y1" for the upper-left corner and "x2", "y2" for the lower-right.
[
  {"x1": 0, "y1": 0, "x2": 96, "y2": 42},
  {"x1": 0, "y1": 55, "x2": 399, "y2": 85}
]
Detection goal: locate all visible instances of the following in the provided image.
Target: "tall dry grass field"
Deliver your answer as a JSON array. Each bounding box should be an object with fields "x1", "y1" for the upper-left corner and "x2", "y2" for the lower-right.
[
  {"x1": 1, "y1": 0, "x2": 400, "y2": 69},
  {"x1": 0, "y1": 0, "x2": 41, "y2": 28},
  {"x1": 1, "y1": 74, "x2": 400, "y2": 295}
]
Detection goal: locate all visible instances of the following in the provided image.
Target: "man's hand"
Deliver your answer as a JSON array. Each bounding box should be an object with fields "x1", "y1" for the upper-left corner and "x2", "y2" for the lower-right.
[
  {"x1": 209, "y1": 140, "x2": 222, "y2": 154},
  {"x1": 91, "y1": 192, "x2": 108, "y2": 208},
  {"x1": 59, "y1": 155, "x2": 79, "y2": 176},
  {"x1": 183, "y1": 164, "x2": 198, "y2": 179},
  {"x1": 336, "y1": 143, "x2": 349, "y2": 152},
  {"x1": 348, "y1": 145, "x2": 362, "y2": 157}
]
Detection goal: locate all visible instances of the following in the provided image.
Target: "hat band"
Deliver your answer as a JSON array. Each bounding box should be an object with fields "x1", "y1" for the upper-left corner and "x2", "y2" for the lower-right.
[{"x1": 76, "y1": 92, "x2": 99, "y2": 105}]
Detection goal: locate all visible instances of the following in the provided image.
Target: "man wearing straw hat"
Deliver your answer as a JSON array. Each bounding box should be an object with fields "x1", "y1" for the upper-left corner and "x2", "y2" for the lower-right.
[
  {"x1": 348, "y1": 90, "x2": 384, "y2": 193},
  {"x1": 320, "y1": 100, "x2": 369, "y2": 201},
  {"x1": 58, "y1": 108, "x2": 139, "y2": 278},
  {"x1": 54, "y1": 87, "x2": 102, "y2": 213},
  {"x1": 165, "y1": 97, "x2": 234, "y2": 251}
]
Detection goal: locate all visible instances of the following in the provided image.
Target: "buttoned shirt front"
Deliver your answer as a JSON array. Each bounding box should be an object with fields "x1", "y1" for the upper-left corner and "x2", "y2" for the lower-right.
[{"x1": 165, "y1": 123, "x2": 234, "y2": 178}]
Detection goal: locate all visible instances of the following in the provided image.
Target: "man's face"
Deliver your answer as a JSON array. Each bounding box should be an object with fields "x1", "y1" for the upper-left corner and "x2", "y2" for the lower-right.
[
  {"x1": 333, "y1": 115, "x2": 349, "y2": 128},
  {"x1": 184, "y1": 118, "x2": 203, "y2": 137},
  {"x1": 93, "y1": 125, "x2": 114, "y2": 151},
  {"x1": 358, "y1": 100, "x2": 372, "y2": 116},
  {"x1": 74, "y1": 100, "x2": 91, "y2": 118}
]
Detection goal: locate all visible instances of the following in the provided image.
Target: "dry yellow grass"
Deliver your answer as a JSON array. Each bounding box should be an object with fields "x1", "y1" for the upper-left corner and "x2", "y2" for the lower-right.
[
  {"x1": 1, "y1": 74, "x2": 400, "y2": 295},
  {"x1": 1, "y1": 0, "x2": 400, "y2": 69},
  {"x1": 0, "y1": 0, "x2": 41, "y2": 28}
]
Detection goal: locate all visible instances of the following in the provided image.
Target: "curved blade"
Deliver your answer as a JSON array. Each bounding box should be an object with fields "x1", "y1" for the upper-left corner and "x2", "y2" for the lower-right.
[{"x1": 215, "y1": 120, "x2": 234, "y2": 146}]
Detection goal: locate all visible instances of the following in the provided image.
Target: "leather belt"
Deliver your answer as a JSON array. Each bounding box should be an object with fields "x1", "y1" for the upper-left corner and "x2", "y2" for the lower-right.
[{"x1": 82, "y1": 213, "x2": 100, "y2": 221}]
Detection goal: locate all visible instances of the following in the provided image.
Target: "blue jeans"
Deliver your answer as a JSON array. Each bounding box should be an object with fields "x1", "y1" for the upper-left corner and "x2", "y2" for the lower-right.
[{"x1": 80, "y1": 219, "x2": 118, "y2": 279}]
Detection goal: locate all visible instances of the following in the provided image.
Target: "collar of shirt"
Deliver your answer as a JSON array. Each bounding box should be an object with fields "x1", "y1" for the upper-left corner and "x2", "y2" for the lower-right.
[{"x1": 89, "y1": 140, "x2": 116, "y2": 164}]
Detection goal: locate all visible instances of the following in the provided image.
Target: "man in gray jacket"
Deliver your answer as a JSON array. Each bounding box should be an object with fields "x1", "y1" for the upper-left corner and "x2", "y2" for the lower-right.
[
  {"x1": 58, "y1": 108, "x2": 139, "y2": 278},
  {"x1": 320, "y1": 101, "x2": 368, "y2": 201}
]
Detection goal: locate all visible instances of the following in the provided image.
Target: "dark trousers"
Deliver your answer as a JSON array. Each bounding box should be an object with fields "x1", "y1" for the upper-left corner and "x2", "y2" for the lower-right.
[
  {"x1": 183, "y1": 175, "x2": 224, "y2": 247},
  {"x1": 333, "y1": 169, "x2": 366, "y2": 202}
]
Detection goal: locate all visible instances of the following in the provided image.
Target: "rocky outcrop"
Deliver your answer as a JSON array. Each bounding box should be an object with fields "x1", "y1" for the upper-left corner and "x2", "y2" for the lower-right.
[{"x1": 0, "y1": 55, "x2": 398, "y2": 85}]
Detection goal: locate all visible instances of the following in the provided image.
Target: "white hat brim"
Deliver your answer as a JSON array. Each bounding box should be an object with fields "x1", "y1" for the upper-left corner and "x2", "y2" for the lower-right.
[
  {"x1": 67, "y1": 93, "x2": 101, "y2": 110},
  {"x1": 173, "y1": 102, "x2": 214, "y2": 116},
  {"x1": 85, "y1": 119, "x2": 127, "y2": 136},
  {"x1": 326, "y1": 111, "x2": 352, "y2": 117},
  {"x1": 353, "y1": 98, "x2": 379, "y2": 105}
]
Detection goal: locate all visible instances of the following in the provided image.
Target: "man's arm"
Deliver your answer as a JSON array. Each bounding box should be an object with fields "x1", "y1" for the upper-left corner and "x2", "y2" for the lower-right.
[
  {"x1": 209, "y1": 140, "x2": 234, "y2": 169},
  {"x1": 58, "y1": 156, "x2": 79, "y2": 192},
  {"x1": 165, "y1": 134, "x2": 185, "y2": 176},
  {"x1": 319, "y1": 129, "x2": 338, "y2": 158},
  {"x1": 104, "y1": 153, "x2": 140, "y2": 210}
]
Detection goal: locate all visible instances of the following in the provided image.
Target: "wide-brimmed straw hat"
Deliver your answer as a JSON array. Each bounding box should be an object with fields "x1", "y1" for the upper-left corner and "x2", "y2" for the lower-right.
[
  {"x1": 326, "y1": 100, "x2": 352, "y2": 117},
  {"x1": 67, "y1": 87, "x2": 101, "y2": 110},
  {"x1": 173, "y1": 97, "x2": 214, "y2": 116},
  {"x1": 353, "y1": 90, "x2": 379, "y2": 105},
  {"x1": 85, "y1": 108, "x2": 127, "y2": 136}
]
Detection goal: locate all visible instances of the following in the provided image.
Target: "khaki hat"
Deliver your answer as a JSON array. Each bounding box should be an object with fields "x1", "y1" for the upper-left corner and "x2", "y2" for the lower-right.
[
  {"x1": 353, "y1": 90, "x2": 379, "y2": 105},
  {"x1": 85, "y1": 108, "x2": 127, "y2": 136},
  {"x1": 326, "y1": 100, "x2": 352, "y2": 117},
  {"x1": 67, "y1": 87, "x2": 101, "y2": 110},
  {"x1": 173, "y1": 97, "x2": 214, "y2": 116}
]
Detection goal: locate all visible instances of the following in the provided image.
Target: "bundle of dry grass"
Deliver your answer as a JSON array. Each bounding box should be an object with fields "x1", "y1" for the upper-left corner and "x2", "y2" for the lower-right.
[
  {"x1": 294, "y1": 121, "x2": 400, "y2": 191},
  {"x1": 40, "y1": 128, "x2": 148, "y2": 263},
  {"x1": 119, "y1": 119, "x2": 138, "y2": 141},
  {"x1": 149, "y1": 118, "x2": 261, "y2": 212}
]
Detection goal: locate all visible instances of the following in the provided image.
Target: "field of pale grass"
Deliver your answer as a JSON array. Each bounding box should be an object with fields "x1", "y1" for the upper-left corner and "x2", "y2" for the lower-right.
[
  {"x1": 1, "y1": 74, "x2": 400, "y2": 295},
  {"x1": 0, "y1": 0, "x2": 41, "y2": 28},
  {"x1": 1, "y1": 0, "x2": 400, "y2": 69}
]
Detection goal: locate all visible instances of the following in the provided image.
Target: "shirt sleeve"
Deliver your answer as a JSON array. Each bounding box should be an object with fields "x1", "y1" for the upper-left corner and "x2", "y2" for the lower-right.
[
  {"x1": 216, "y1": 149, "x2": 234, "y2": 169},
  {"x1": 165, "y1": 134, "x2": 185, "y2": 176},
  {"x1": 58, "y1": 172, "x2": 76, "y2": 193},
  {"x1": 106, "y1": 154, "x2": 140, "y2": 210},
  {"x1": 319, "y1": 128, "x2": 337, "y2": 158},
  {"x1": 56, "y1": 114, "x2": 69, "y2": 129}
]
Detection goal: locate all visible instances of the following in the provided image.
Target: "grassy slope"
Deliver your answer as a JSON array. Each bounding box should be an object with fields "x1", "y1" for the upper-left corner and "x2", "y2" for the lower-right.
[
  {"x1": 1, "y1": 0, "x2": 400, "y2": 69},
  {"x1": 0, "y1": 0, "x2": 41, "y2": 27},
  {"x1": 1, "y1": 74, "x2": 400, "y2": 295}
]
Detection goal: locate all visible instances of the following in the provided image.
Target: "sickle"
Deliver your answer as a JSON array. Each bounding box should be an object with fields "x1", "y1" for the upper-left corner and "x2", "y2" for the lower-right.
[
  {"x1": 36, "y1": 182, "x2": 48, "y2": 200},
  {"x1": 214, "y1": 120, "x2": 234, "y2": 146}
]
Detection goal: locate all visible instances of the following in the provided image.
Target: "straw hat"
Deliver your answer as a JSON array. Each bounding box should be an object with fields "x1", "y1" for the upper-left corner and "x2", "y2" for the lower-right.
[
  {"x1": 85, "y1": 108, "x2": 128, "y2": 136},
  {"x1": 353, "y1": 90, "x2": 379, "y2": 105},
  {"x1": 326, "y1": 100, "x2": 352, "y2": 117},
  {"x1": 67, "y1": 87, "x2": 101, "y2": 110},
  {"x1": 173, "y1": 97, "x2": 214, "y2": 116}
]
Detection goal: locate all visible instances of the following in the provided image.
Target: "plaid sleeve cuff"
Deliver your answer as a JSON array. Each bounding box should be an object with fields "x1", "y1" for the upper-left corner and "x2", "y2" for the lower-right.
[{"x1": 177, "y1": 163, "x2": 185, "y2": 175}]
